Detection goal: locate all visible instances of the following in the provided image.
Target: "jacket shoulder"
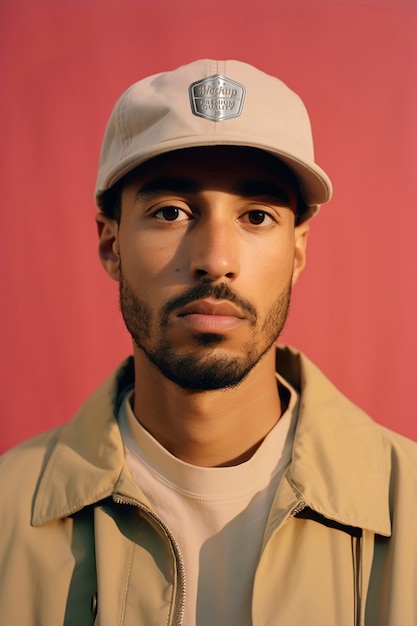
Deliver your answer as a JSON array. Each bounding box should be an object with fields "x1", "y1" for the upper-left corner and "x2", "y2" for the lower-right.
[
  {"x1": 379, "y1": 425, "x2": 417, "y2": 485},
  {"x1": 380, "y1": 425, "x2": 417, "y2": 454}
]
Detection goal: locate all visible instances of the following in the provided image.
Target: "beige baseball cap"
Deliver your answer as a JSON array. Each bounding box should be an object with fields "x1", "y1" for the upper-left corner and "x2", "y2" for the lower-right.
[{"x1": 95, "y1": 59, "x2": 332, "y2": 220}]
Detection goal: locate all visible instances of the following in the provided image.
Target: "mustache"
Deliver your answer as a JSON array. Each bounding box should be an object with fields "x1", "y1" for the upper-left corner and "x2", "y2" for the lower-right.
[{"x1": 160, "y1": 282, "x2": 257, "y2": 325}]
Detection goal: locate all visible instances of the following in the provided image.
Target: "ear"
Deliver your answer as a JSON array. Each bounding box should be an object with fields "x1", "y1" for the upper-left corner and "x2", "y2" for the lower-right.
[
  {"x1": 292, "y1": 220, "x2": 310, "y2": 286},
  {"x1": 96, "y1": 213, "x2": 120, "y2": 281}
]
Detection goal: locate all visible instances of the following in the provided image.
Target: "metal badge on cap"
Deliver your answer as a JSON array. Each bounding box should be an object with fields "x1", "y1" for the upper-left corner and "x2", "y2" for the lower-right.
[{"x1": 189, "y1": 74, "x2": 246, "y2": 122}]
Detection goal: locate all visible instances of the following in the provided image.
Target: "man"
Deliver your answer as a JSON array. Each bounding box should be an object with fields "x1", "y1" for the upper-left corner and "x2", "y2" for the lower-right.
[{"x1": 1, "y1": 59, "x2": 416, "y2": 626}]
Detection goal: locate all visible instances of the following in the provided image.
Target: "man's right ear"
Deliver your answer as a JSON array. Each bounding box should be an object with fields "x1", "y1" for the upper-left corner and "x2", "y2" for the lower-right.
[{"x1": 96, "y1": 213, "x2": 120, "y2": 281}]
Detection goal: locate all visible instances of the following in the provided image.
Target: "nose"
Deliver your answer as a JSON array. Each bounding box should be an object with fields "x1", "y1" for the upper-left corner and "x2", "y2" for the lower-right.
[{"x1": 189, "y1": 213, "x2": 240, "y2": 282}]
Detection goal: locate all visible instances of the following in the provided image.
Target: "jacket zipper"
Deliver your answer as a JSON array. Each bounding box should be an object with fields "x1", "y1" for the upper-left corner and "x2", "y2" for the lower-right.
[
  {"x1": 290, "y1": 500, "x2": 306, "y2": 518},
  {"x1": 113, "y1": 494, "x2": 186, "y2": 626}
]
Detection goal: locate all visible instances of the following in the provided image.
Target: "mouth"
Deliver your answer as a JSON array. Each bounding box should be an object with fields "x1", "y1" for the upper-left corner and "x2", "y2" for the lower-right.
[
  {"x1": 176, "y1": 299, "x2": 247, "y2": 332},
  {"x1": 177, "y1": 299, "x2": 245, "y2": 318}
]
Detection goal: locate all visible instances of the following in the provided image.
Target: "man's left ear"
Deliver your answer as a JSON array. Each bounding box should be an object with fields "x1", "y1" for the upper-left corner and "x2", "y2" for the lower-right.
[{"x1": 292, "y1": 220, "x2": 310, "y2": 286}]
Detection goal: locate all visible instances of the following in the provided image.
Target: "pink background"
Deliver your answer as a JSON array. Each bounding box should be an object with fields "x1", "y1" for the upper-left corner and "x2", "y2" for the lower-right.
[{"x1": 1, "y1": 0, "x2": 417, "y2": 452}]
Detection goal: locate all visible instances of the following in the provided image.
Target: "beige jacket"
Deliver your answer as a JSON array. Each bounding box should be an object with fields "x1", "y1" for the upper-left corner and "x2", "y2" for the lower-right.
[{"x1": 1, "y1": 347, "x2": 416, "y2": 625}]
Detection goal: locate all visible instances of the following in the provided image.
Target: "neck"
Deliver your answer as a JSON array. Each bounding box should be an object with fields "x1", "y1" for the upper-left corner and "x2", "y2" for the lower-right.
[{"x1": 132, "y1": 346, "x2": 282, "y2": 467}]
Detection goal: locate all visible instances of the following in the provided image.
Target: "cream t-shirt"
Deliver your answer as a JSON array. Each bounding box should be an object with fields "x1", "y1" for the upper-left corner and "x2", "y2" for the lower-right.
[{"x1": 118, "y1": 377, "x2": 298, "y2": 626}]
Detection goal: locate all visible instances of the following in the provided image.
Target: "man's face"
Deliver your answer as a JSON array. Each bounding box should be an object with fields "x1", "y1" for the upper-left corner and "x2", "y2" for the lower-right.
[{"x1": 100, "y1": 146, "x2": 308, "y2": 390}]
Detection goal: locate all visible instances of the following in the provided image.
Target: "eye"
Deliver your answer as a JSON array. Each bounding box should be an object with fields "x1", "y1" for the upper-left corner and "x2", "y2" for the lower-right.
[
  {"x1": 246, "y1": 210, "x2": 273, "y2": 226},
  {"x1": 154, "y1": 205, "x2": 189, "y2": 222}
]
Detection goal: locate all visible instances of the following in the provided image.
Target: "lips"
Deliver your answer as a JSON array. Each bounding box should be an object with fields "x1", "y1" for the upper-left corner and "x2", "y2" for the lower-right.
[
  {"x1": 176, "y1": 298, "x2": 247, "y2": 333},
  {"x1": 176, "y1": 299, "x2": 245, "y2": 319}
]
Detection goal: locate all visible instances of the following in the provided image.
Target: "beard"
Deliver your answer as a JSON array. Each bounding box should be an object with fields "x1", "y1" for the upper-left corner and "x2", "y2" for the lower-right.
[{"x1": 119, "y1": 269, "x2": 292, "y2": 391}]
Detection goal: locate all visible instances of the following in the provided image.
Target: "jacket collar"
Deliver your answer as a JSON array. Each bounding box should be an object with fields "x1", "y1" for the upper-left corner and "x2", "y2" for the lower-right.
[
  {"x1": 32, "y1": 348, "x2": 391, "y2": 536},
  {"x1": 275, "y1": 347, "x2": 391, "y2": 536},
  {"x1": 31, "y1": 358, "x2": 140, "y2": 526}
]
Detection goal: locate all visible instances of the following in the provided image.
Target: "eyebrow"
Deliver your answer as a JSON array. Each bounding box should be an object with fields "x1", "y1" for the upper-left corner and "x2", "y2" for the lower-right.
[
  {"x1": 234, "y1": 181, "x2": 292, "y2": 207},
  {"x1": 135, "y1": 177, "x2": 200, "y2": 200},
  {"x1": 135, "y1": 176, "x2": 292, "y2": 207}
]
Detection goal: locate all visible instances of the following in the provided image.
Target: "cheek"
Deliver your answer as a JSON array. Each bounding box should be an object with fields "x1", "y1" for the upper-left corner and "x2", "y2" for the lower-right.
[
  {"x1": 237, "y1": 248, "x2": 293, "y2": 322},
  {"x1": 246, "y1": 241, "x2": 295, "y2": 289},
  {"x1": 119, "y1": 232, "x2": 182, "y2": 292}
]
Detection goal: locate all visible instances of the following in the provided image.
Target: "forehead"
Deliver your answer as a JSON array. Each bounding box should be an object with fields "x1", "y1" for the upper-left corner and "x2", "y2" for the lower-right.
[{"x1": 122, "y1": 146, "x2": 301, "y2": 197}]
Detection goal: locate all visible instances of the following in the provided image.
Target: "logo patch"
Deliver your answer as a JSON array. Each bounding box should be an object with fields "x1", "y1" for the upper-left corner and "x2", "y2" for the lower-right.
[{"x1": 189, "y1": 74, "x2": 246, "y2": 122}]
